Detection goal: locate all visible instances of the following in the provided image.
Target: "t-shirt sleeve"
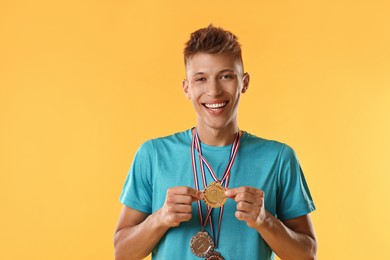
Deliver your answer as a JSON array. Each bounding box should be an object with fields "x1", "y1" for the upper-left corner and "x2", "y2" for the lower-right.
[
  {"x1": 276, "y1": 144, "x2": 316, "y2": 221},
  {"x1": 120, "y1": 141, "x2": 154, "y2": 214}
]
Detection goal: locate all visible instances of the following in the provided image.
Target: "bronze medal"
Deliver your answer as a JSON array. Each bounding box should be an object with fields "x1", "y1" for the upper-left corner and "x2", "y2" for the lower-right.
[
  {"x1": 203, "y1": 182, "x2": 227, "y2": 208},
  {"x1": 190, "y1": 231, "x2": 214, "y2": 258},
  {"x1": 205, "y1": 251, "x2": 224, "y2": 260}
]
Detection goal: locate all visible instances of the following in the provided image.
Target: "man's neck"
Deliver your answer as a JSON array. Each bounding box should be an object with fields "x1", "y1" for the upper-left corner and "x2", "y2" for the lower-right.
[{"x1": 195, "y1": 125, "x2": 240, "y2": 146}]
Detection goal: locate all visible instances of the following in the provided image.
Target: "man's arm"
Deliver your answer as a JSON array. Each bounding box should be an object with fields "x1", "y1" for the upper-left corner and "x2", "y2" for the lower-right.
[
  {"x1": 226, "y1": 187, "x2": 317, "y2": 260},
  {"x1": 114, "y1": 206, "x2": 167, "y2": 260},
  {"x1": 258, "y1": 213, "x2": 317, "y2": 260},
  {"x1": 114, "y1": 187, "x2": 203, "y2": 260}
]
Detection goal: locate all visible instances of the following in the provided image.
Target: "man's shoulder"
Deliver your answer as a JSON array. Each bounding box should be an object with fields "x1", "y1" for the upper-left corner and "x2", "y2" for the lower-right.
[
  {"x1": 243, "y1": 131, "x2": 286, "y2": 150},
  {"x1": 242, "y1": 131, "x2": 299, "y2": 160},
  {"x1": 151, "y1": 129, "x2": 191, "y2": 143},
  {"x1": 139, "y1": 129, "x2": 191, "y2": 149},
  {"x1": 132, "y1": 129, "x2": 191, "y2": 160}
]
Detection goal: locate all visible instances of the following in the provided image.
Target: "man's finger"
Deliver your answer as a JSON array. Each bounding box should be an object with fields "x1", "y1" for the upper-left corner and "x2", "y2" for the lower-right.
[
  {"x1": 168, "y1": 186, "x2": 203, "y2": 200},
  {"x1": 171, "y1": 204, "x2": 193, "y2": 214},
  {"x1": 168, "y1": 213, "x2": 193, "y2": 225},
  {"x1": 235, "y1": 211, "x2": 258, "y2": 225},
  {"x1": 225, "y1": 186, "x2": 263, "y2": 198},
  {"x1": 236, "y1": 201, "x2": 261, "y2": 214},
  {"x1": 234, "y1": 192, "x2": 259, "y2": 204},
  {"x1": 166, "y1": 194, "x2": 195, "y2": 204}
]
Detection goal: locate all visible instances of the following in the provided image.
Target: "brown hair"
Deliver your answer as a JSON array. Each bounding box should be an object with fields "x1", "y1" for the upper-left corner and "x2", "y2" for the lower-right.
[{"x1": 184, "y1": 24, "x2": 243, "y2": 68}]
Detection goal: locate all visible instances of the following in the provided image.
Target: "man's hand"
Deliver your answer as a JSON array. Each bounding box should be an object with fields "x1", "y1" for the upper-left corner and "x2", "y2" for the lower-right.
[
  {"x1": 158, "y1": 186, "x2": 203, "y2": 228},
  {"x1": 225, "y1": 186, "x2": 267, "y2": 228}
]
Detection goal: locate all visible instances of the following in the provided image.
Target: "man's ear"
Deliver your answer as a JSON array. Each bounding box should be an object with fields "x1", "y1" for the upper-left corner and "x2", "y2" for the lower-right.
[
  {"x1": 241, "y1": 73, "x2": 250, "y2": 93},
  {"x1": 182, "y1": 79, "x2": 191, "y2": 99}
]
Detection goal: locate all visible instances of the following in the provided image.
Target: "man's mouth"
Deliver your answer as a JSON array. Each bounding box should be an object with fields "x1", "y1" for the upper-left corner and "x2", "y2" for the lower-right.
[{"x1": 203, "y1": 102, "x2": 228, "y2": 109}]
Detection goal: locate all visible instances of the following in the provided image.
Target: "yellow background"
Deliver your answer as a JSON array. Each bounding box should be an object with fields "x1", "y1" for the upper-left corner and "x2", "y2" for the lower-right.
[{"x1": 1, "y1": 0, "x2": 389, "y2": 259}]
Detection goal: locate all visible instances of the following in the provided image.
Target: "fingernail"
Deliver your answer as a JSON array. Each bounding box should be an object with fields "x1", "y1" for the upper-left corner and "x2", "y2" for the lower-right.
[{"x1": 225, "y1": 190, "x2": 231, "y2": 196}]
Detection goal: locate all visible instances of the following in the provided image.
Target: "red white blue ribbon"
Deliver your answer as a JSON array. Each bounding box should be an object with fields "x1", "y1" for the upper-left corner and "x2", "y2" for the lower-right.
[{"x1": 191, "y1": 128, "x2": 242, "y2": 248}]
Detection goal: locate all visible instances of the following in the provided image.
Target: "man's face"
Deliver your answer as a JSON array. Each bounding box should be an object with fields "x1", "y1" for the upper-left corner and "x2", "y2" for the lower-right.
[{"x1": 183, "y1": 53, "x2": 249, "y2": 132}]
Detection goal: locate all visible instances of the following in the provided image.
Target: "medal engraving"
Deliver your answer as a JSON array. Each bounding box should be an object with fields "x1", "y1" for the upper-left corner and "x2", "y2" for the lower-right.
[
  {"x1": 204, "y1": 182, "x2": 227, "y2": 208},
  {"x1": 190, "y1": 231, "x2": 214, "y2": 257}
]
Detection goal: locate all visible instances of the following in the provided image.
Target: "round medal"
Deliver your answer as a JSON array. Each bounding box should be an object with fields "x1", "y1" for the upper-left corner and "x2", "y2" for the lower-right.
[
  {"x1": 203, "y1": 182, "x2": 227, "y2": 208},
  {"x1": 190, "y1": 231, "x2": 214, "y2": 258}
]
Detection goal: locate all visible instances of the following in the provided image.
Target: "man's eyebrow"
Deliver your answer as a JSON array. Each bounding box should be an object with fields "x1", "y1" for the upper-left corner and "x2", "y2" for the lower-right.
[
  {"x1": 191, "y1": 72, "x2": 206, "y2": 77},
  {"x1": 218, "y1": 69, "x2": 236, "y2": 74},
  {"x1": 190, "y1": 69, "x2": 236, "y2": 78}
]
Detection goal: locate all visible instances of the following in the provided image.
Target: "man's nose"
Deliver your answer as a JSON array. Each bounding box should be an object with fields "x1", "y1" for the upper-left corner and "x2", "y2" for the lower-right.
[{"x1": 207, "y1": 79, "x2": 223, "y2": 97}]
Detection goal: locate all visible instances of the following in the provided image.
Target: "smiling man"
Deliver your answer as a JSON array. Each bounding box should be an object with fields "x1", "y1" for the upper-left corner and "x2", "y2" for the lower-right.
[{"x1": 114, "y1": 25, "x2": 317, "y2": 260}]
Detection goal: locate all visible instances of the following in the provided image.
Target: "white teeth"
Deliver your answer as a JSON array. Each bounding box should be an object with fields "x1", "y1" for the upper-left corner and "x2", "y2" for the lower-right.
[{"x1": 204, "y1": 102, "x2": 227, "y2": 109}]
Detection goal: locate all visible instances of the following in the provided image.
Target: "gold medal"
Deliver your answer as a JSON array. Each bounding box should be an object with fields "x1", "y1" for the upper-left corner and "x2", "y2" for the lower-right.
[
  {"x1": 190, "y1": 231, "x2": 214, "y2": 258},
  {"x1": 203, "y1": 182, "x2": 227, "y2": 208}
]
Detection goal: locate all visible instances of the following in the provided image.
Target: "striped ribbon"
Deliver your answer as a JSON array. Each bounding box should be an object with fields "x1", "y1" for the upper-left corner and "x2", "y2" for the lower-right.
[{"x1": 191, "y1": 128, "x2": 242, "y2": 248}]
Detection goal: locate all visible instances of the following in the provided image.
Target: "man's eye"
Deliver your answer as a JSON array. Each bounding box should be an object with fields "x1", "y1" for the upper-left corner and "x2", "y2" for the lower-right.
[
  {"x1": 195, "y1": 77, "x2": 206, "y2": 82},
  {"x1": 221, "y1": 74, "x2": 234, "y2": 80}
]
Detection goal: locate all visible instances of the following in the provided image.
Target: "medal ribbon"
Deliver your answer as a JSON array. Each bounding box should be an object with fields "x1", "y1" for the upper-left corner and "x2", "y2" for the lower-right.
[
  {"x1": 191, "y1": 133, "x2": 205, "y2": 225},
  {"x1": 191, "y1": 132, "x2": 214, "y2": 229},
  {"x1": 191, "y1": 128, "x2": 242, "y2": 248},
  {"x1": 194, "y1": 131, "x2": 240, "y2": 187}
]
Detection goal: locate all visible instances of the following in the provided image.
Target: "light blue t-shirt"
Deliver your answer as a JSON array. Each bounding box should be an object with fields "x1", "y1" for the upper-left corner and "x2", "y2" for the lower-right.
[{"x1": 120, "y1": 129, "x2": 315, "y2": 259}]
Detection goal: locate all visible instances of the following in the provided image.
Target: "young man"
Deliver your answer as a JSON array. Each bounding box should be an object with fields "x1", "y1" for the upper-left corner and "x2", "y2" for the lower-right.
[{"x1": 114, "y1": 25, "x2": 317, "y2": 260}]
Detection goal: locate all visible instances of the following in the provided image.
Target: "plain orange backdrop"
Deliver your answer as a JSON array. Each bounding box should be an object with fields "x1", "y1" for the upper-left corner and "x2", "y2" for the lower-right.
[{"x1": 1, "y1": 0, "x2": 389, "y2": 259}]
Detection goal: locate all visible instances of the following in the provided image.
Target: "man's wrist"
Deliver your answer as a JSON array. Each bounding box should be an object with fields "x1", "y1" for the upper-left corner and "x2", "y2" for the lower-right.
[
  {"x1": 150, "y1": 209, "x2": 171, "y2": 231},
  {"x1": 255, "y1": 211, "x2": 272, "y2": 231}
]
